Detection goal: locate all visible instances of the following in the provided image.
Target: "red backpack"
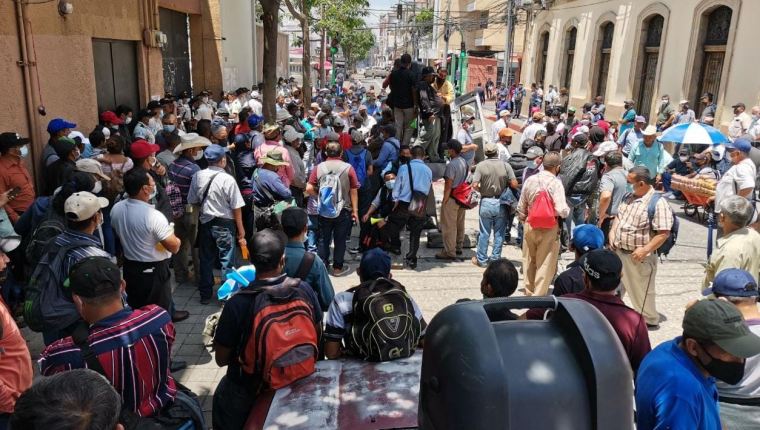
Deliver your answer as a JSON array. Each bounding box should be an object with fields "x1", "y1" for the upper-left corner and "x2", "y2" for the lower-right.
[
  {"x1": 526, "y1": 180, "x2": 557, "y2": 229},
  {"x1": 238, "y1": 278, "x2": 318, "y2": 390}
]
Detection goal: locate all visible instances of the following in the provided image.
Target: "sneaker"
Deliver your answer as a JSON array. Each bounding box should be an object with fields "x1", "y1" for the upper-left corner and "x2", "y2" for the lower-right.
[
  {"x1": 348, "y1": 246, "x2": 360, "y2": 254},
  {"x1": 667, "y1": 194, "x2": 678, "y2": 200},
  {"x1": 455, "y1": 249, "x2": 463, "y2": 256},
  {"x1": 404, "y1": 258, "x2": 417, "y2": 270},
  {"x1": 331, "y1": 265, "x2": 351, "y2": 277},
  {"x1": 199, "y1": 296, "x2": 211, "y2": 305},
  {"x1": 434, "y1": 252, "x2": 456, "y2": 260},
  {"x1": 171, "y1": 310, "x2": 190, "y2": 322}
]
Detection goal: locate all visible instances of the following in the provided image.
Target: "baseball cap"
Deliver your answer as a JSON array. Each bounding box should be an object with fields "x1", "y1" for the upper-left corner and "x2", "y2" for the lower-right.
[
  {"x1": 732, "y1": 102, "x2": 746, "y2": 109},
  {"x1": 51, "y1": 137, "x2": 77, "y2": 157},
  {"x1": 499, "y1": 110, "x2": 511, "y2": 118},
  {"x1": 642, "y1": 125, "x2": 657, "y2": 136},
  {"x1": 332, "y1": 117, "x2": 345, "y2": 128},
  {"x1": 572, "y1": 133, "x2": 589, "y2": 146},
  {"x1": 99, "y1": 111, "x2": 123, "y2": 125},
  {"x1": 593, "y1": 141, "x2": 619, "y2": 157},
  {"x1": 129, "y1": 139, "x2": 160, "y2": 159},
  {"x1": 572, "y1": 224, "x2": 605, "y2": 252},
  {"x1": 67, "y1": 256, "x2": 122, "y2": 299},
  {"x1": 683, "y1": 299, "x2": 760, "y2": 358},
  {"x1": 567, "y1": 106, "x2": 577, "y2": 113},
  {"x1": 204, "y1": 144, "x2": 226, "y2": 162},
  {"x1": 498, "y1": 128, "x2": 513, "y2": 139},
  {"x1": 421, "y1": 66, "x2": 436, "y2": 76},
  {"x1": 350, "y1": 129, "x2": 364, "y2": 144},
  {"x1": 75, "y1": 158, "x2": 110, "y2": 181},
  {"x1": 283, "y1": 128, "x2": 304, "y2": 144},
  {"x1": 64, "y1": 191, "x2": 109, "y2": 222},
  {"x1": 0, "y1": 132, "x2": 30, "y2": 151},
  {"x1": 276, "y1": 109, "x2": 292, "y2": 122},
  {"x1": 703, "y1": 268, "x2": 759, "y2": 298},
  {"x1": 725, "y1": 138, "x2": 752, "y2": 153},
  {"x1": 146, "y1": 100, "x2": 161, "y2": 110},
  {"x1": 484, "y1": 142, "x2": 499, "y2": 155},
  {"x1": 360, "y1": 248, "x2": 392, "y2": 280},
  {"x1": 526, "y1": 146, "x2": 544, "y2": 159},
  {"x1": 47, "y1": 118, "x2": 76, "y2": 134},
  {"x1": 579, "y1": 249, "x2": 623, "y2": 290},
  {"x1": 634, "y1": 115, "x2": 646, "y2": 123},
  {"x1": 247, "y1": 114, "x2": 264, "y2": 129}
]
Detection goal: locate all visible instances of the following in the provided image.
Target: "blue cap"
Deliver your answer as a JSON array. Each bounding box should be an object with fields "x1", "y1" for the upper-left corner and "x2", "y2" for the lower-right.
[
  {"x1": 204, "y1": 144, "x2": 226, "y2": 162},
  {"x1": 247, "y1": 114, "x2": 264, "y2": 129},
  {"x1": 360, "y1": 248, "x2": 391, "y2": 280},
  {"x1": 47, "y1": 118, "x2": 76, "y2": 134},
  {"x1": 703, "y1": 268, "x2": 759, "y2": 297},
  {"x1": 726, "y1": 138, "x2": 752, "y2": 153},
  {"x1": 572, "y1": 224, "x2": 605, "y2": 253}
]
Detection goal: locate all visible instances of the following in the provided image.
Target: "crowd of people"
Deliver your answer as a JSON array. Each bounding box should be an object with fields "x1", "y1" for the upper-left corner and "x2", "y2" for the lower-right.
[{"x1": 1, "y1": 50, "x2": 760, "y2": 429}]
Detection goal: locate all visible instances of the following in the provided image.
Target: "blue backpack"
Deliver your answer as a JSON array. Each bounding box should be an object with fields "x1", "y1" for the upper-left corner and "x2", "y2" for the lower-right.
[
  {"x1": 646, "y1": 192, "x2": 678, "y2": 257},
  {"x1": 346, "y1": 149, "x2": 368, "y2": 187}
]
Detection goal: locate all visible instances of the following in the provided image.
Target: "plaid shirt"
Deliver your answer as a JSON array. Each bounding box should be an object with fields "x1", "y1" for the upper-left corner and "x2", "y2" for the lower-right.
[
  {"x1": 39, "y1": 305, "x2": 177, "y2": 417},
  {"x1": 168, "y1": 155, "x2": 200, "y2": 203},
  {"x1": 613, "y1": 188, "x2": 674, "y2": 252}
]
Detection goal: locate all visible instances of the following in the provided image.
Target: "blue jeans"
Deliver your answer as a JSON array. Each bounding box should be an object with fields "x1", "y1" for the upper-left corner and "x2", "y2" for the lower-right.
[
  {"x1": 318, "y1": 210, "x2": 352, "y2": 269},
  {"x1": 476, "y1": 198, "x2": 507, "y2": 265},
  {"x1": 199, "y1": 218, "x2": 237, "y2": 300},
  {"x1": 306, "y1": 214, "x2": 319, "y2": 253},
  {"x1": 564, "y1": 195, "x2": 588, "y2": 237}
]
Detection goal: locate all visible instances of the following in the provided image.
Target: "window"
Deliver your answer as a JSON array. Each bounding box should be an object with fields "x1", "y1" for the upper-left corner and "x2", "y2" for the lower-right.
[
  {"x1": 562, "y1": 27, "x2": 576, "y2": 90},
  {"x1": 636, "y1": 15, "x2": 664, "y2": 119},
  {"x1": 694, "y1": 5, "x2": 732, "y2": 117},
  {"x1": 535, "y1": 31, "x2": 549, "y2": 86},
  {"x1": 593, "y1": 22, "x2": 614, "y2": 99}
]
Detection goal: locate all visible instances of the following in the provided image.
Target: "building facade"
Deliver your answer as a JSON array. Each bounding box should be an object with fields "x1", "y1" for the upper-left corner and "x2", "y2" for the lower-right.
[{"x1": 520, "y1": 0, "x2": 759, "y2": 127}]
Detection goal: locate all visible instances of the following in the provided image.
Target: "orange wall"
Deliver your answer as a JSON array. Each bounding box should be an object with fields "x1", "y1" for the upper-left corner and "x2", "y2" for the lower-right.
[{"x1": 466, "y1": 56, "x2": 498, "y2": 94}]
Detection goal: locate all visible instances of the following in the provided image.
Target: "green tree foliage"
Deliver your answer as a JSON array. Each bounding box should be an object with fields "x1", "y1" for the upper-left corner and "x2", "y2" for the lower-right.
[
  {"x1": 340, "y1": 28, "x2": 375, "y2": 72},
  {"x1": 415, "y1": 7, "x2": 434, "y2": 36}
]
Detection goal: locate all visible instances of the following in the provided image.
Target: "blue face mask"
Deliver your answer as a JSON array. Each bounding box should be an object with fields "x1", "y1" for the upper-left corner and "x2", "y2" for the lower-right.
[
  {"x1": 385, "y1": 179, "x2": 395, "y2": 190},
  {"x1": 19, "y1": 145, "x2": 29, "y2": 158},
  {"x1": 527, "y1": 160, "x2": 537, "y2": 169},
  {"x1": 163, "y1": 124, "x2": 176, "y2": 133}
]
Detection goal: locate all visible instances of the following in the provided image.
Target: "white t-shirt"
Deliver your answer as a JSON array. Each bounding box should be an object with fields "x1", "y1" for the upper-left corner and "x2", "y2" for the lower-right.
[
  {"x1": 194, "y1": 104, "x2": 214, "y2": 121},
  {"x1": 715, "y1": 158, "x2": 757, "y2": 212},
  {"x1": 491, "y1": 118, "x2": 507, "y2": 143},
  {"x1": 111, "y1": 199, "x2": 173, "y2": 262},
  {"x1": 520, "y1": 122, "x2": 546, "y2": 145},
  {"x1": 187, "y1": 167, "x2": 245, "y2": 224},
  {"x1": 247, "y1": 99, "x2": 263, "y2": 117}
]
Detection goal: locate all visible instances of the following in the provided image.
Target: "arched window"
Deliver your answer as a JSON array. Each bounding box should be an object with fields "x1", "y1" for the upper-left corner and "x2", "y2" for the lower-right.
[
  {"x1": 636, "y1": 14, "x2": 664, "y2": 120},
  {"x1": 562, "y1": 27, "x2": 577, "y2": 90},
  {"x1": 535, "y1": 31, "x2": 550, "y2": 86},
  {"x1": 593, "y1": 22, "x2": 614, "y2": 99},
  {"x1": 694, "y1": 5, "x2": 732, "y2": 116}
]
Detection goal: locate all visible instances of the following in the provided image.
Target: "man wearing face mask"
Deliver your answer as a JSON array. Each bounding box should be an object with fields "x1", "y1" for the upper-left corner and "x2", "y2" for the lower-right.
[
  {"x1": 609, "y1": 166, "x2": 673, "y2": 328},
  {"x1": 711, "y1": 139, "x2": 756, "y2": 222},
  {"x1": 147, "y1": 100, "x2": 163, "y2": 135},
  {"x1": 132, "y1": 109, "x2": 156, "y2": 145},
  {"x1": 115, "y1": 105, "x2": 133, "y2": 141},
  {"x1": 38, "y1": 192, "x2": 111, "y2": 345},
  {"x1": 45, "y1": 137, "x2": 81, "y2": 196},
  {"x1": 702, "y1": 269, "x2": 760, "y2": 428},
  {"x1": 635, "y1": 298, "x2": 760, "y2": 430},
  {"x1": 618, "y1": 99, "x2": 637, "y2": 136},
  {"x1": 129, "y1": 139, "x2": 173, "y2": 221},
  {"x1": 748, "y1": 106, "x2": 760, "y2": 144},
  {"x1": 656, "y1": 95, "x2": 675, "y2": 131},
  {"x1": 728, "y1": 102, "x2": 752, "y2": 141},
  {"x1": 111, "y1": 168, "x2": 185, "y2": 322},
  {"x1": 168, "y1": 133, "x2": 209, "y2": 286},
  {"x1": 0, "y1": 133, "x2": 35, "y2": 224},
  {"x1": 662, "y1": 148, "x2": 694, "y2": 200},
  {"x1": 629, "y1": 125, "x2": 665, "y2": 183},
  {"x1": 155, "y1": 113, "x2": 180, "y2": 154}
]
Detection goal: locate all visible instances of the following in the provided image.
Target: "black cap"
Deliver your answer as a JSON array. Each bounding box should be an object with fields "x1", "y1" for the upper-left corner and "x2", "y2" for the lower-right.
[
  {"x1": 0, "y1": 132, "x2": 30, "y2": 151},
  {"x1": 572, "y1": 133, "x2": 589, "y2": 145},
  {"x1": 360, "y1": 248, "x2": 392, "y2": 280},
  {"x1": 67, "y1": 256, "x2": 121, "y2": 298},
  {"x1": 159, "y1": 98, "x2": 173, "y2": 105},
  {"x1": 579, "y1": 249, "x2": 622, "y2": 290},
  {"x1": 421, "y1": 66, "x2": 436, "y2": 76},
  {"x1": 147, "y1": 100, "x2": 161, "y2": 110}
]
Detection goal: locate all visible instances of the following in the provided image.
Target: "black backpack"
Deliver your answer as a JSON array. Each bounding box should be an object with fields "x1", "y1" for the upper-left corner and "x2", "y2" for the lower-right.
[
  {"x1": 348, "y1": 278, "x2": 421, "y2": 362},
  {"x1": 25, "y1": 212, "x2": 66, "y2": 264},
  {"x1": 24, "y1": 239, "x2": 90, "y2": 332},
  {"x1": 647, "y1": 192, "x2": 679, "y2": 257}
]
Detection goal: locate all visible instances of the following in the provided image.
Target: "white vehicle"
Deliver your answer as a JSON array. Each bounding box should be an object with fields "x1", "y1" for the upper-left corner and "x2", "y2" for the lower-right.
[{"x1": 452, "y1": 90, "x2": 490, "y2": 164}]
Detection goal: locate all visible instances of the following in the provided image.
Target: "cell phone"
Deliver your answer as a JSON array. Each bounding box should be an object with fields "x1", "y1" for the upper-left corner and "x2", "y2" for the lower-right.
[{"x1": 7, "y1": 187, "x2": 21, "y2": 199}]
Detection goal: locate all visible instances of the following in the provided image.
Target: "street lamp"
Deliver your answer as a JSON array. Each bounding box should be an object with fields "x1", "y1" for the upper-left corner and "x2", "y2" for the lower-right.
[{"x1": 330, "y1": 37, "x2": 339, "y2": 89}]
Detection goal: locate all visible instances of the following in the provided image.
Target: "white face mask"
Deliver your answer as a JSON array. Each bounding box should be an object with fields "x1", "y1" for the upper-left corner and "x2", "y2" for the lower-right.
[
  {"x1": 202, "y1": 97, "x2": 209, "y2": 104},
  {"x1": 19, "y1": 145, "x2": 29, "y2": 158},
  {"x1": 527, "y1": 160, "x2": 537, "y2": 169},
  {"x1": 679, "y1": 156, "x2": 689, "y2": 162},
  {"x1": 92, "y1": 181, "x2": 103, "y2": 194},
  {"x1": 125, "y1": 116, "x2": 132, "y2": 125},
  {"x1": 193, "y1": 150, "x2": 204, "y2": 161},
  {"x1": 385, "y1": 179, "x2": 395, "y2": 190}
]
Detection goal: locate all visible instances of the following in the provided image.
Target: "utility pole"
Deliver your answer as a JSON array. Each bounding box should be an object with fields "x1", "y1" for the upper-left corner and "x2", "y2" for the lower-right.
[
  {"x1": 319, "y1": 4, "x2": 326, "y2": 88},
  {"x1": 442, "y1": 0, "x2": 450, "y2": 65},
  {"x1": 251, "y1": 0, "x2": 258, "y2": 84},
  {"x1": 501, "y1": 0, "x2": 513, "y2": 87}
]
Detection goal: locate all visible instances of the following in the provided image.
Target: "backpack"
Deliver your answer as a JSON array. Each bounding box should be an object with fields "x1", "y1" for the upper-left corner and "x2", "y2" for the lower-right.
[
  {"x1": 646, "y1": 192, "x2": 679, "y2": 257},
  {"x1": 348, "y1": 277, "x2": 421, "y2": 362},
  {"x1": 526, "y1": 179, "x2": 557, "y2": 229},
  {"x1": 237, "y1": 279, "x2": 318, "y2": 390},
  {"x1": 24, "y1": 239, "x2": 90, "y2": 333},
  {"x1": 317, "y1": 163, "x2": 350, "y2": 218},
  {"x1": 25, "y1": 212, "x2": 66, "y2": 264},
  {"x1": 346, "y1": 149, "x2": 368, "y2": 187},
  {"x1": 103, "y1": 164, "x2": 125, "y2": 202}
]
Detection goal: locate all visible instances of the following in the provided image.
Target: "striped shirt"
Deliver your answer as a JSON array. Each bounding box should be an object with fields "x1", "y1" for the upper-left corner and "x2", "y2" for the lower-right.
[
  {"x1": 169, "y1": 155, "x2": 200, "y2": 203},
  {"x1": 613, "y1": 188, "x2": 674, "y2": 252},
  {"x1": 53, "y1": 230, "x2": 112, "y2": 282},
  {"x1": 39, "y1": 305, "x2": 177, "y2": 417}
]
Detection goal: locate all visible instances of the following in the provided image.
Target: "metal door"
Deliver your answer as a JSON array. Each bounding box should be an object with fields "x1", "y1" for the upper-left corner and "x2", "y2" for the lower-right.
[
  {"x1": 637, "y1": 52, "x2": 659, "y2": 120},
  {"x1": 596, "y1": 53, "x2": 610, "y2": 99},
  {"x1": 696, "y1": 51, "x2": 724, "y2": 117},
  {"x1": 160, "y1": 8, "x2": 191, "y2": 97},
  {"x1": 92, "y1": 39, "x2": 139, "y2": 112}
]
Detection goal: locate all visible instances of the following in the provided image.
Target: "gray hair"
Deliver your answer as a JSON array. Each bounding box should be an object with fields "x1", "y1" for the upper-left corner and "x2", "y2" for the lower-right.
[
  {"x1": 629, "y1": 166, "x2": 651, "y2": 184},
  {"x1": 720, "y1": 195, "x2": 754, "y2": 227}
]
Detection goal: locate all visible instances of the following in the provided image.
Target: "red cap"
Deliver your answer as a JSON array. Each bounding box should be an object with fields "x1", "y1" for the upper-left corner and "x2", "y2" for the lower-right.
[
  {"x1": 99, "y1": 111, "x2": 124, "y2": 125},
  {"x1": 130, "y1": 139, "x2": 160, "y2": 159}
]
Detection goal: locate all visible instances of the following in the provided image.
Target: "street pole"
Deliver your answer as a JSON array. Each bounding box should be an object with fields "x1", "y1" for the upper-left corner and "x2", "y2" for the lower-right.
[
  {"x1": 501, "y1": 0, "x2": 513, "y2": 87},
  {"x1": 251, "y1": 0, "x2": 258, "y2": 84},
  {"x1": 443, "y1": 0, "x2": 450, "y2": 65}
]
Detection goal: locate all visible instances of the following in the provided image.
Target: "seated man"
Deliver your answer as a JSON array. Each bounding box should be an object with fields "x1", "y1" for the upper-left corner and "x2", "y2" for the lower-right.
[
  {"x1": 360, "y1": 170, "x2": 397, "y2": 250},
  {"x1": 213, "y1": 229, "x2": 322, "y2": 430},
  {"x1": 281, "y1": 207, "x2": 335, "y2": 311},
  {"x1": 553, "y1": 224, "x2": 605, "y2": 297},
  {"x1": 324, "y1": 248, "x2": 426, "y2": 360},
  {"x1": 663, "y1": 148, "x2": 694, "y2": 200},
  {"x1": 460, "y1": 258, "x2": 521, "y2": 321},
  {"x1": 526, "y1": 249, "x2": 651, "y2": 372},
  {"x1": 38, "y1": 257, "x2": 198, "y2": 423},
  {"x1": 10, "y1": 369, "x2": 124, "y2": 430}
]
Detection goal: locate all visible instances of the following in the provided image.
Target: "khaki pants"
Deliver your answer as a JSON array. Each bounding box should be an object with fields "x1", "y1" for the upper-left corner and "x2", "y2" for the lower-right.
[
  {"x1": 440, "y1": 198, "x2": 466, "y2": 257},
  {"x1": 617, "y1": 251, "x2": 659, "y2": 325},
  {"x1": 173, "y1": 208, "x2": 200, "y2": 284},
  {"x1": 522, "y1": 223, "x2": 560, "y2": 296}
]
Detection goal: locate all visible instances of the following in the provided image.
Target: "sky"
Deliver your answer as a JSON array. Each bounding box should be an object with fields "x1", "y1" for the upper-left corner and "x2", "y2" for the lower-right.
[{"x1": 366, "y1": 0, "x2": 398, "y2": 26}]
